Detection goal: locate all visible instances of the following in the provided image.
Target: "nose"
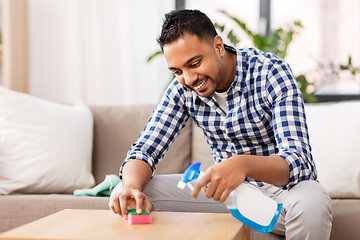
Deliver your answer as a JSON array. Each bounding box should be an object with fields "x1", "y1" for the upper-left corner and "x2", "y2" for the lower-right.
[{"x1": 182, "y1": 70, "x2": 198, "y2": 87}]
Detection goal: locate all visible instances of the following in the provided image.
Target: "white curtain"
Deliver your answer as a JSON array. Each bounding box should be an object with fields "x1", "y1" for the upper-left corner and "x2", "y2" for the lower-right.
[{"x1": 29, "y1": 0, "x2": 173, "y2": 105}]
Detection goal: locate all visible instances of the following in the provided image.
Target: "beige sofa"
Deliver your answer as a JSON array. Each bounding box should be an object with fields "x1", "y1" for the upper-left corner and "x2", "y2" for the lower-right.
[{"x1": 1, "y1": 104, "x2": 360, "y2": 240}]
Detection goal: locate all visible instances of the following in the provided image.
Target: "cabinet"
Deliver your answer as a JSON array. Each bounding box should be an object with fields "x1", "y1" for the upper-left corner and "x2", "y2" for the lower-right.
[{"x1": 0, "y1": 0, "x2": 28, "y2": 93}]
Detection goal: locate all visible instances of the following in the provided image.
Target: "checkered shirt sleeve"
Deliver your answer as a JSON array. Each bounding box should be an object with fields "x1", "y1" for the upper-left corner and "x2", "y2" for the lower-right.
[
  {"x1": 119, "y1": 80, "x2": 190, "y2": 178},
  {"x1": 265, "y1": 61, "x2": 317, "y2": 188}
]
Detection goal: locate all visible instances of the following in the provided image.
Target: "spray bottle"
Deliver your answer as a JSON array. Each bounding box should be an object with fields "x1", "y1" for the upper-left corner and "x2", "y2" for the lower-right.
[{"x1": 177, "y1": 162, "x2": 283, "y2": 233}]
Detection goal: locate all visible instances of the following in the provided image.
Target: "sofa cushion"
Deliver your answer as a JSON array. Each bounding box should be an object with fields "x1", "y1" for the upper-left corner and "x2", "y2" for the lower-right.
[
  {"x1": 0, "y1": 86, "x2": 95, "y2": 195},
  {"x1": 305, "y1": 101, "x2": 360, "y2": 198},
  {"x1": 90, "y1": 105, "x2": 192, "y2": 184},
  {"x1": 330, "y1": 199, "x2": 360, "y2": 240}
]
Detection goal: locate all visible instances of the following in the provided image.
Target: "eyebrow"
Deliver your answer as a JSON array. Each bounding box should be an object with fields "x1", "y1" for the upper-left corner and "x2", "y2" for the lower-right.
[{"x1": 168, "y1": 54, "x2": 202, "y2": 71}]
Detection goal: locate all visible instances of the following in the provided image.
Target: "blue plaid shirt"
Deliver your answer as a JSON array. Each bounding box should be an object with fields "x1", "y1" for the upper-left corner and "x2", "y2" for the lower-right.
[{"x1": 121, "y1": 47, "x2": 317, "y2": 189}]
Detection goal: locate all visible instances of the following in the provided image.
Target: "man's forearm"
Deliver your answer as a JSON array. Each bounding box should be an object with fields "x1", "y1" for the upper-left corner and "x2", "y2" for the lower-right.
[
  {"x1": 192, "y1": 154, "x2": 290, "y2": 201},
  {"x1": 235, "y1": 155, "x2": 290, "y2": 186},
  {"x1": 122, "y1": 159, "x2": 153, "y2": 191}
]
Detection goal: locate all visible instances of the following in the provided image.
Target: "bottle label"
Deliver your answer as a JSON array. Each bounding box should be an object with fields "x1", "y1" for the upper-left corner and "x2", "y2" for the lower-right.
[{"x1": 233, "y1": 184, "x2": 278, "y2": 226}]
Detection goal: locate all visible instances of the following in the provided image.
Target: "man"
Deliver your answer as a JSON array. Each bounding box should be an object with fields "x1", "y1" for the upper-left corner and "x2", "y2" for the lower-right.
[{"x1": 109, "y1": 9, "x2": 333, "y2": 239}]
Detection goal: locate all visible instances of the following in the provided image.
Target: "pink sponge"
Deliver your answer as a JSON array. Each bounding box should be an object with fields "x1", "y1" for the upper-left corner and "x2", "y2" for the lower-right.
[{"x1": 122, "y1": 209, "x2": 152, "y2": 224}]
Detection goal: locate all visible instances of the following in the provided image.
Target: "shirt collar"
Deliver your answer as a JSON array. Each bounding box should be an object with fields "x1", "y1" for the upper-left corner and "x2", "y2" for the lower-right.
[
  {"x1": 225, "y1": 44, "x2": 246, "y2": 94},
  {"x1": 195, "y1": 45, "x2": 246, "y2": 103}
]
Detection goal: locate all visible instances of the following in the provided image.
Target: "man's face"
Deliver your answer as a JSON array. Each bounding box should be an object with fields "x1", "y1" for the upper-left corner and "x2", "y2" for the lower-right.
[{"x1": 163, "y1": 33, "x2": 227, "y2": 97}]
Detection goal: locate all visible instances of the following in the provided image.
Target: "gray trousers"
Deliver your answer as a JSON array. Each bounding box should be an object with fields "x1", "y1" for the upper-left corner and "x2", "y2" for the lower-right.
[{"x1": 142, "y1": 174, "x2": 333, "y2": 240}]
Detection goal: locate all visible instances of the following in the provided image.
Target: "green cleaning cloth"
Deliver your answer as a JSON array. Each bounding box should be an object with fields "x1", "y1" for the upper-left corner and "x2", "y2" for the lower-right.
[{"x1": 73, "y1": 174, "x2": 121, "y2": 196}]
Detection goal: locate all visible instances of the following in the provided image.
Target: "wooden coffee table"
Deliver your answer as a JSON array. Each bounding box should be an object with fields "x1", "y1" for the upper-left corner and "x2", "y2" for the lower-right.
[{"x1": 0, "y1": 209, "x2": 250, "y2": 240}]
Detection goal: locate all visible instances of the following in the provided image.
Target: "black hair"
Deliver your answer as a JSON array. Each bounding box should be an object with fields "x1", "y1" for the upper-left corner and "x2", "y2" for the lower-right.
[{"x1": 157, "y1": 9, "x2": 218, "y2": 50}]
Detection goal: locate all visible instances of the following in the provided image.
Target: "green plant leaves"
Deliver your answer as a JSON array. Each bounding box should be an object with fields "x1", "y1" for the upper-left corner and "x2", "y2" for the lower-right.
[
  {"x1": 219, "y1": 10, "x2": 255, "y2": 38},
  {"x1": 294, "y1": 21, "x2": 303, "y2": 27},
  {"x1": 216, "y1": 10, "x2": 318, "y2": 102},
  {"x1": 214, "y1": 23, "x2": 225, "y2": 33},
  {"x1": 296, "y1": 75, "x2": 317, "y2": 103},
  {"x1": 147, "y1": 50, "x2": 163, "y2": 62},
  {"x1": 227, "y1": 30, "x2": 240, "y2": 46},
  {"x1": 339, "y1": 56, "x2": 360, "y2": 76},
  {"x1": 216, "y1": 10, "x2": 303, "y2": 62}
]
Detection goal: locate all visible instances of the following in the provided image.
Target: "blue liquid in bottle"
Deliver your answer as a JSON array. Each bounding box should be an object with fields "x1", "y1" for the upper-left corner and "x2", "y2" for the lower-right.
[{"x1": 228, "y1": 203, "x2": 283, "y2": 233}]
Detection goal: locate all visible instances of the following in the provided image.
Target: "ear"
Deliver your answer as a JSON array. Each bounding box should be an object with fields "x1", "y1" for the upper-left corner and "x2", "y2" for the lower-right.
[{"x1": 213, "y1": 35, "x2": 225, "y2": 57}]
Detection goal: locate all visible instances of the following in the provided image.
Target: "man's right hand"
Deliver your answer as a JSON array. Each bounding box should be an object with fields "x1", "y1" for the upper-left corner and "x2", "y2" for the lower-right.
[
  {"x1": 108, "y1": 159, "x2": 154, "y2": 217},
  {"x1": 109, "y1": 183, "x2": 152, "y2": 217}
]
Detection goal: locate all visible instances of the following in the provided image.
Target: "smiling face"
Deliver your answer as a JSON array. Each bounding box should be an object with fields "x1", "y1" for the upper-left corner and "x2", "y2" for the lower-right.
[{"x1": 163, "y1": 33, "x2": 232, "y2": 97}]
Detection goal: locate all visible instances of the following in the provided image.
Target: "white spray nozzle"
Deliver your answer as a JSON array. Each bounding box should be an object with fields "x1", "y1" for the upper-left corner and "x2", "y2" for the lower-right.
[
  {"x1": 178, "y1": 162, "x2": 204, "y2": 191},
  {"x1": 177, "y1": 181, "x2": 186, "y2": 189}
]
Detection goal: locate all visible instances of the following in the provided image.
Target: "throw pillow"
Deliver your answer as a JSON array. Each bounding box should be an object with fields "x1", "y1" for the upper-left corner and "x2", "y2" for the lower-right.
[
  {"x1": 305, "y1": 101, "x2": 360, "y2": 198},
  {"x1": 0, "y1": 86, "x2": 95, "y2": 194}
]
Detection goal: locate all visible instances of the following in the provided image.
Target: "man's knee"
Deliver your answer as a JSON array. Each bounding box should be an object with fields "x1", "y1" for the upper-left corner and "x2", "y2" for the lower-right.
[{"x1": 284, "y1": 180, "x2": 333, "y2": 236}]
